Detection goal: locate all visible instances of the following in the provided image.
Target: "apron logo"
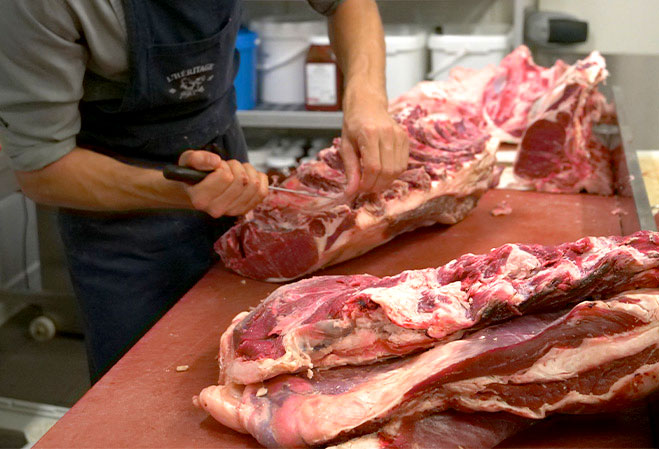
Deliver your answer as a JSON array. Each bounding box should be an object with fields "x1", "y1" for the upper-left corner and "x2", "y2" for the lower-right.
[{"x1": 166, "y1": 64, "x2": 215, "y2": 99}]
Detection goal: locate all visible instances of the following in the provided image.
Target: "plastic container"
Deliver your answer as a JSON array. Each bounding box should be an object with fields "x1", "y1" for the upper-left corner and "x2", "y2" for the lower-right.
[
  {"x1": 250, "y1": 17, "x2": 324, "y2": 104},
  {"x1": 246, "y1": 148, "x2": 270, "y2": 172},
  {"x1": 305, "y1": 35, "x2": 343, "y2": 111},
  {"x1": 234, "y1": 28, "x2": 258, "y2": 110},
  {"x1": 384, "y1": 25, "x2": 428, "y2": 101},
  {"x1": 266, "y1": 152, "x2": 297, "y2": 183},
  {"x1": 427, "y1": 24, "x2": 512, "y2": 81}
]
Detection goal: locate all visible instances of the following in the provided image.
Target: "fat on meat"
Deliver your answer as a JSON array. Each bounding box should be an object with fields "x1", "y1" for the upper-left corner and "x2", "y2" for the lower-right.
[
  {"x1": 195, "y1": 289, "x2": 659, "y2": 447},
  {"x1": 218, "y1": 231, "x2": 659, "y2": 385}
]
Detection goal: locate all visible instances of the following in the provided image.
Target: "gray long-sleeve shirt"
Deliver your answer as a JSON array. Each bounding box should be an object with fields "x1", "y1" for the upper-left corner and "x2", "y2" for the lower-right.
[{"x1": 0, "y1": 0, "x2": 341, "y2": 171}]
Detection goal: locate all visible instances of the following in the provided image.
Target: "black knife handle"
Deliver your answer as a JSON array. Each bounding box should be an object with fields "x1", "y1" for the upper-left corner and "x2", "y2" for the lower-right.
[{"x1": 162, "y1": 165, "x2": 210, "y2": 185}]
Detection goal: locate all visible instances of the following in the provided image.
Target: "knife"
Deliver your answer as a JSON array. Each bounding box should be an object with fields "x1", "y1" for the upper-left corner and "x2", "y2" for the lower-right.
[{"x1": 162, "y1": 165, "x2": 325, "y2": 198}]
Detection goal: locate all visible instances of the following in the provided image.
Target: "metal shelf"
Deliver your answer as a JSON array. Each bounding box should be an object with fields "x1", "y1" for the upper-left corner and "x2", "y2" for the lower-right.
[{"x1": 237, "y1": 106, "x2": 342, "y2": 129}]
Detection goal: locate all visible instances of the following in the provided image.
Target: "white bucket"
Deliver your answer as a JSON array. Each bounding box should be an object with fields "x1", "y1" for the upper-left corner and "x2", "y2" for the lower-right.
[
  {"x1": 250, "y1": 17, "x2": 324, "y2": 104},
  {"x1": 427, "y1": 24, "x2": 512, "y2": 81},
  {"x1": 385, "y1": 25, "x2": 428, "y2": 100}
]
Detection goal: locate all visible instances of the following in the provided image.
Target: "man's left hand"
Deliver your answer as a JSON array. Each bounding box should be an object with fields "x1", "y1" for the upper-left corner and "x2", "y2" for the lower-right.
[{"x1": 340, "y1": 95, "x2": 409, "y2": 197}]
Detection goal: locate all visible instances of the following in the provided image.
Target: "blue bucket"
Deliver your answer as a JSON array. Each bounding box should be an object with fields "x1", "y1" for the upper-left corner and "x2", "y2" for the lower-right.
[{"x1": 234, "y1": 28, "x2": 258, "y2": 110}]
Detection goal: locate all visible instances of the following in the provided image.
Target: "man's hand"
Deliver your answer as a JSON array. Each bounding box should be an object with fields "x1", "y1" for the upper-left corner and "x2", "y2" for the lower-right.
[
  {"x1": 328, "y1": 0, "x2": 410, "y2": 197},
  {"x1": 178, "y1": 150, "x2": 269, "y2": 217},
  {"x1": 340, "y1": 94, "x2": 409, "y2": 196}
]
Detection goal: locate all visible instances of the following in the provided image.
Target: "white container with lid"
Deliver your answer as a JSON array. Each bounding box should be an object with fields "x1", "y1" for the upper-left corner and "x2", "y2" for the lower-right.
[
  {"x1": 246, "y1": 148, "x2": 271, "y2": 172},
  {"x1": 427, "y1": 23, "x2": 512, "y2": 81},
  {"x1": 384, "y1": 25, "x2": 428, "y2": 101},
  {"x1": 250, "y1": 16, "x2": 324, "y2": 104}
]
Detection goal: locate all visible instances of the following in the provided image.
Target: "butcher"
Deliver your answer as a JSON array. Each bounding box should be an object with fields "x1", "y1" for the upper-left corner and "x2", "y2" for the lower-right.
[{"x1": 0, "y1": 0, "x2": 409, "y2": 382}]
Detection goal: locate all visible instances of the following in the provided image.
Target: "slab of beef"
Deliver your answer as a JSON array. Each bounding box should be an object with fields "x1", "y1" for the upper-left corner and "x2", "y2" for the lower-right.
[
  {"x1": 216, "y1": 113, "x2": 498, "y2": 282},
  {"x1": 391, "y1": 46, "x2": 568, "y2": 145},
  {"x1": 218, "y1": 231, "x2": 659, "y2": 385},
  {"x1": 513, "y1": 51, "x2": 613, "y2": 195},
  {"x1": 195, "y1": 289, "x2": 659, "y2": 447},
  {"x1": 391, "y1": 47, "x2": 614, "y2": 195},
  {"x1": 480, "y1": 46, "x2": 568, "y2": 144},
  {"x1": 389, "y1": 64, "x2": 496, "y2": 122},
  {"x1": 329, "y1": 411, "x2": 532, "y2": 449}
]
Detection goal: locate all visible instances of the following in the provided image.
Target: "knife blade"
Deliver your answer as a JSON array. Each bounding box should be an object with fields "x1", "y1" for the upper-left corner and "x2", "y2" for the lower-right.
[{"x1": 162, "y1": 165, "x2": 325, "y2": 198}]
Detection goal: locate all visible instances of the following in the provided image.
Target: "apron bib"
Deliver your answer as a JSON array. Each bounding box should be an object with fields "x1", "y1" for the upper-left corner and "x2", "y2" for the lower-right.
[{"x1": 59, "y1": 0, "x2": 244, "y2": 381}]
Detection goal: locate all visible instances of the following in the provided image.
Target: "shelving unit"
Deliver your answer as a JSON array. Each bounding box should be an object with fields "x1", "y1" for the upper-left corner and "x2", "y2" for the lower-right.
[
  {"x1": 237, "y1": 107, "x2": 342, "y2": 129},
  {"x1": 237, "y1": 0, "x2": 519, "y2": 131}
]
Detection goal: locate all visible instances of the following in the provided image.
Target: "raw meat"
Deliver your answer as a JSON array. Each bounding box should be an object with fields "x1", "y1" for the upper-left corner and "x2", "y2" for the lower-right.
[
  {"x1": 195, "y1": 289, "x2": 659, "y2": 447},
  {"x1": 513, "y1": 52, "x2": 613, "y2": 194},
  {"x1": 217, "y1": 115, "x2": 499, "y2": 282},
  {"x1": 490, "y1": 200, "x2": 512, "y2": 216},
  {"x1": 392, "y1": 46, "x2": 614, "y2": 194},
  {"x1": 218, "y1": 231, "x2": 659, "y2": 385},
  {"x1": 389, "y1": 64, "x2": 496, "y2": 122},
  {"x1": 329, "y1": 411, "x2": 532, "y2": 449},
  {"x1": 217, "y1": 47, "x2": 616, "y2": 282},
  {"x1": 390, "y1": 46, "x2": 568, "y2": 145},
  {"x1": 481, "y1": 46, "x2": 568, "y2": 143}
]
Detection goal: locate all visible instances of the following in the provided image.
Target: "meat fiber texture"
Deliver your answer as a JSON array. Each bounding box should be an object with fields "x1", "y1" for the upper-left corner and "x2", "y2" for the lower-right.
[
  {"x1": 218, "y1": 231, "x2": 659, "y2": 385},
  {"x1": 196, "y1": 288, "x2": 659, "y2": 447},
  {"x1": 513, "y1": 51, "x2": 613, "y2": 195},
  {"x1": 217, "y1": 114, "x2": 499, "y2": 282},
  {"x1": 328, "y1": 411, "x2": 532, "y2": 449}
]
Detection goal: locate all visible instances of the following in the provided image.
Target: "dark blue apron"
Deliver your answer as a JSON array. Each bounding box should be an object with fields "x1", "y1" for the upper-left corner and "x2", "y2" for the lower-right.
[{"x1": 59, "y1": 0, "x2": 245, "y2": 382}]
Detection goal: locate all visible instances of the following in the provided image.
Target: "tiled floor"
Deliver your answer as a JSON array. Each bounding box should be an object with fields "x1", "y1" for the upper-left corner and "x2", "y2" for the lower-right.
[{"x1": 0, "y1": 305, "x2": 89, "y2": 447}]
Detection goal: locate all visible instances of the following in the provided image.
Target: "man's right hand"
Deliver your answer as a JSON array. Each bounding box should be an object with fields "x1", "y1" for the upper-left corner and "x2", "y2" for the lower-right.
[{"x1": 178, "y1": 150, "x2": 269, "y2": 218}]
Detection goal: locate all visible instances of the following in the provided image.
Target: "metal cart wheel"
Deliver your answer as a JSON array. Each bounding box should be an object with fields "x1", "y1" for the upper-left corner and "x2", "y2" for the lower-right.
[{"x1": 29, "y1": 315, "x2": 57, "y2": 342}]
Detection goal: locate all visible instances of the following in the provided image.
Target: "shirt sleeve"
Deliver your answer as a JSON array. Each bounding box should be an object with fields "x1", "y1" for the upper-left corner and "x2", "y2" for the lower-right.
[
  {"x1": 0, "y1": 0, "x2": 87, "y2": 171},
  {"x1": 306, "y1": 0, "x2": 345, "y2": 16}
]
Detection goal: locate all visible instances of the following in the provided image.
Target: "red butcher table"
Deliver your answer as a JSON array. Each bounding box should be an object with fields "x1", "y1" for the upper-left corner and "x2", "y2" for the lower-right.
[{"x1": 35, "y1": 189, "x2": 657, "y2": 448}]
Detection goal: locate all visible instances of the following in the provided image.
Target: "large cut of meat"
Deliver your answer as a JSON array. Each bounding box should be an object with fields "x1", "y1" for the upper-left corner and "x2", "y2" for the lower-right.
[
  {"x1": 217, "y1": 113, "x2": 498, "y2": 282},
  {"x1": 391, "y1": 46, "x2": 614, "y2": 195},
  {"x1": 390, "y1": 46, "x2": 569, "y2": 145},
  {"x1": 218, "y1": 231, "x2": 659, "y2": 385},
  {"x1": 329, "y1": 411, "x2": 532, "y2": 449},
  {"x1": 481, "y1": 46, "x2": 568, "y2": 143},
  {"x1": 217, "y1": 47, "x2": 616, "y2": 282},
  {"x1": 513, "y1": 51, "x2": 612, "y2": 195},
  {"x1": 196, "y1": 289, "x2": 659, "y2": 447},
  {"x1": 389, "y1": 64, "x2": 497, "y2": 121}
]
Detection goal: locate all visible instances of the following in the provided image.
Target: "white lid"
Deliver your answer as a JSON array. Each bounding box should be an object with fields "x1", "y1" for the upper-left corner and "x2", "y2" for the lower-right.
[
  {"x1": 250, "y1": 16, "x2": 324, "y2": 39},
  {"x1": 247, "y1": 148, "x2": 271, "y2": 166},
  {"x1": 428, "y1": 23, "x2": 512, "y2": 52},
  {"x1": 266, "y1": 154, "x2": 296, "y2": 170},
  {"x1": 384, "y1": 24, "x2": 428, "y2": 53},
  {"x1": 310, "y1": 35, "x2": 331, "y2": 46}
]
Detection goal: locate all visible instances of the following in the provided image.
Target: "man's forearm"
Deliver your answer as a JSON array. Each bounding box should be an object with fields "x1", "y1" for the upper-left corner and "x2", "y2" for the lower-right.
[
  {"x1": 329, "y1": 0, "x2": 388, "y2": 108},
  {"x1": 15, "y1": 147, "x2": 191, "y2": 211}
]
